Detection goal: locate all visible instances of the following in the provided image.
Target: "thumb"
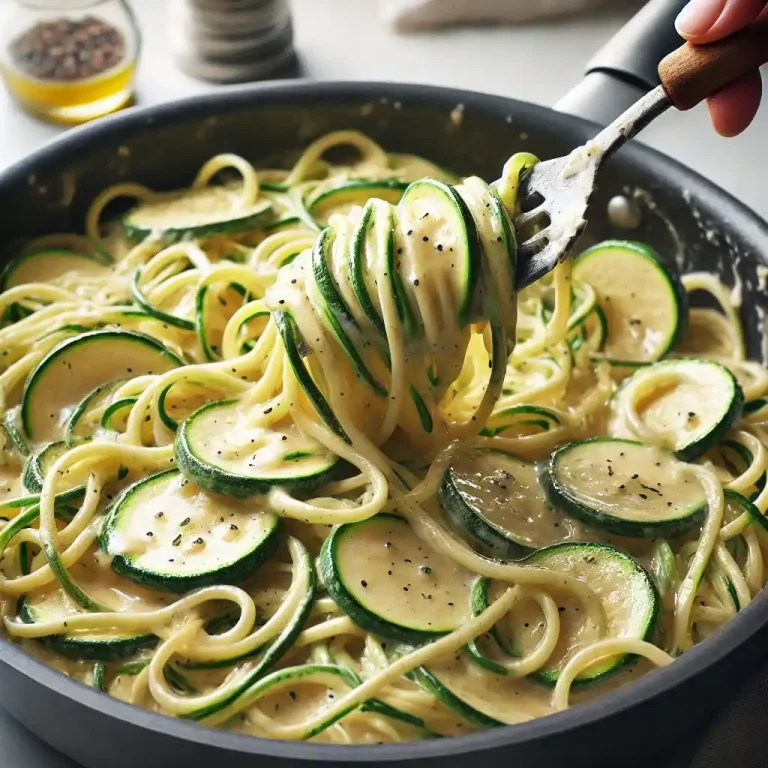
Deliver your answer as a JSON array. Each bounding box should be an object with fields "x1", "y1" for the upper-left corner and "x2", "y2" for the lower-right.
[{"x1": 676, "y1": 0, "x2": 767, "y2": 43}]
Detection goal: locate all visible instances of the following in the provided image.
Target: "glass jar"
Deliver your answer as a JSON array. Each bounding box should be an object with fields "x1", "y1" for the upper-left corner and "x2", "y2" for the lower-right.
[{"x1": 0, "y1": 0, "x2": 141, "y2": 124}]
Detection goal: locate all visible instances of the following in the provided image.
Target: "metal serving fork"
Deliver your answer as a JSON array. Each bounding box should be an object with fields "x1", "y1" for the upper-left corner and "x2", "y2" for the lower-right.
[{"x1": 512, "y1": 6, "x2": 768, "y2": 289}]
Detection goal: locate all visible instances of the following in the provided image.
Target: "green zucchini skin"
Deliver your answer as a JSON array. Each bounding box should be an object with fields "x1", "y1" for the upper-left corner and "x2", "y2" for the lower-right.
[
  {"x1": 185, "y1": 538, "x2": 316, "y2": 720},
  {"x1": 18, "y1": 599, "x2": 157, "y2": 662},
  {"x1": 349, "y1": 201, "x2": 386, "y2": 337},
  {"x1": 526, "y1": 542, "x2": 659, "y2": 684},
  {"x1": 273, "y1": 310, "x2": 348, "y2": 440},
  {"x1": 719, "y1": 440, "x2": 767, "y2": 502},
  {"x1": 439, "y1": 448, "x2": 572, "y2": 558},
  {"x1": 65, "y1": 380, "x2": 126, "y2": 447},
  {"x1": 101, "y1": 398, "x2": 138, "y2": 432},
  {"x1": 398, "y1": 179, "x2": 481, "y2": 330},
  {"x1": 194, "y1": 660, "x2": 429, "y2": 737},
  {"x1": 725, "y1": 488, "x2": 767, "y2": 531},
  {"x1": 480, "y1": 404, "x2": 561, "y2": 438},
  {"x1": 175, "y1": 399, "x2": 340, "y2": 498},
  {"x1": 157, "y1": 382, "x2": 180, "y2": 432},
  {"x1": 410, "y1": 665, "x2": 503, "y2": 728},
  {"x1": 439, "y1": 463, "x2": 530, "y2": 560},
  {"x1": 320, "y1": 514, "x2": 463, "y2": 645},
  {"x1": 542, "y1": 438, "x2": 707, "y2": 538},
  {"x1": 124, "y1": 190, "x2": 273, "y2": 243},
  {"x1": 464, "y1": 577, "x2": 512, "y2": 675},
  {"x1": 410, "y1": 387, "x2": 434, "y2": 435},
  {"x1": 99, "y1": 470, "x2": 281, "y2": 593},
  {"x1": 2, "y1": 407, "x2": 30, "y2": 458},
  {"x1": 466, "y1": 543, "x2": 659, "y2": 686},
  {"x1": 131, "y1": 269, "x2": 195, "y2": 331},
  {"x1": 22, "y1": 441, "x2": 87, "y2": 496},
  {"x1": 0, "y1": 248, "x2": 108, "y2": 291},
  {"x1": 611, "y1": 359, "x2": 743, "y2": 461},
  {"x1": 308, "y1": 180, "x2": 409, "y2": 225},
  {"x1": 93, "y1": 662, "x2": 107, "y2": 691},
  {"x1": 311, "y1": 227, "x2": 388, "y2": 397},
  {"x1": 744, "y1": 397, "x2": 768, "y2": 417},
  {"x1": 573, "y1": 240, "x2": 688, "y2": 364},
  {"x1": 20, "y1": 329, "x2": 183, "y2": 442}
]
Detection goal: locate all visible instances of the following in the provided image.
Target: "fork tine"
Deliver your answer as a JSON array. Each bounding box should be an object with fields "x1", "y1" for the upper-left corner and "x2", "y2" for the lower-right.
[
  {"x1": 518, "y1": 228, "x2": 549, "y2": 257},
  {"x1": 516, "y1": 241, "x2": 558, "y2": 289},
  {"x1": 515, "y1": 203, "x2": 548, "y2": 229}
]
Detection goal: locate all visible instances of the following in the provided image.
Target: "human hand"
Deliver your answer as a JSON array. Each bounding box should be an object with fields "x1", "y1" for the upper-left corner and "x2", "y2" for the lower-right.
[{"x1": 676, "y1": 0, "x2": 766, "y2": 136}]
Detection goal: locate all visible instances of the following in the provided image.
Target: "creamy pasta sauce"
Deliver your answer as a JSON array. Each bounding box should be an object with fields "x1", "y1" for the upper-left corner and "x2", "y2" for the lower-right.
[{"x1": 1, "y1": 131, "x2": 767, "y2": 744}]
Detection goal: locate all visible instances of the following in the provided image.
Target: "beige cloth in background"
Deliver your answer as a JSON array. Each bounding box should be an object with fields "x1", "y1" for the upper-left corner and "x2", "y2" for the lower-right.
[{"x1": 381, "y1": 0, "x2": 640, "y2": 30}]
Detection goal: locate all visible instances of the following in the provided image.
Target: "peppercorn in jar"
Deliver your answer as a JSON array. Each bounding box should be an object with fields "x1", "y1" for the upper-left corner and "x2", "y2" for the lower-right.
[{"x1": 0, "y1": 0, "x2": 141, "y2": 124}]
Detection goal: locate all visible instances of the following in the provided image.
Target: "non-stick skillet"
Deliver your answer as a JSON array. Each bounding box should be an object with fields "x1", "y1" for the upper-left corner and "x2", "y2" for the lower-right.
[{"x1": 1, "y1": 0, "x2": 767, "y2": 766}]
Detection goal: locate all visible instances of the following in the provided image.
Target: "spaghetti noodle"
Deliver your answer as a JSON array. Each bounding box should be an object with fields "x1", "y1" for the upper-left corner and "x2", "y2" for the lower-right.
[{"x1": 0, "y1": 130, "x2": 766, "y2": 742}]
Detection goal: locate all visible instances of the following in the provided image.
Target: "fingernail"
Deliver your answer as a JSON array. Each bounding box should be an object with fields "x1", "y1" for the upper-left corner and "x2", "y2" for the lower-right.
[{"x1": 676, "y1": 0, "x2": 726, "y2": 36}]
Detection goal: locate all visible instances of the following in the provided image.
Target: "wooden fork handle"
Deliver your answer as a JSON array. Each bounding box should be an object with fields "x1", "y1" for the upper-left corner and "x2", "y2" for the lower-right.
[{"x1": 658, "y1": 5, "x2": 768, "y2": 111}]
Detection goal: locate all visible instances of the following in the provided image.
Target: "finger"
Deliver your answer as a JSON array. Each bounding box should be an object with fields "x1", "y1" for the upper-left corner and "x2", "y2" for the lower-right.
[
  {"x1": 676, "y1": 0, "x2": 766, "y2": 43},
  {"x1": 707, "y1": 69, "x2": 763, "y2": 136}
]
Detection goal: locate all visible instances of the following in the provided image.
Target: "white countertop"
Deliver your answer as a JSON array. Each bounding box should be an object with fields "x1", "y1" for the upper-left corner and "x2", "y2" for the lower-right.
[{"x1": 0, "y1": 0, "x2": 766, "y2": 220}]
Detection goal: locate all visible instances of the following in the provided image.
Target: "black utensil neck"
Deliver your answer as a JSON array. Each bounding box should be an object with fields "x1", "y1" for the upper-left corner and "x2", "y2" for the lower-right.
[{"x1": 556, "y1": 0, "x2": 687, "y2": 125}]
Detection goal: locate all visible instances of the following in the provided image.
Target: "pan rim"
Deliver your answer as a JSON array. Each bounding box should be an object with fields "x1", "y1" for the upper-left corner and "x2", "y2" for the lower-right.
[{"x1": 0, "y1": 77, "x2": 766, "y2": 761}]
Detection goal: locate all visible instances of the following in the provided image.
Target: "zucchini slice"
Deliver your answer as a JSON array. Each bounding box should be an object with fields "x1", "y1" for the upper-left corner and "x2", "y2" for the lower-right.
[
  {"x1": 3, "y1": 407, "x2": 30, "y2": 458},
  {"x1": 724, "y1": 488, "x2": 767, "y2": 531},
  {"x1": 18, "y1": 557, "x2": 160, "y2": 661},
  {"x1": 312, "y1": 227, "x2": 387, "y2": 397},
  {"x1": 571, "y1": 306, "x2": 608, "y2": 355},
  {"x1": 573, "y1": 240, "x2": 688, "y2": 363},
  {"x1": 19, "y1": 598, "x2": 156, "y2": 661},
  {"x1": 264, "y1": 216, "x2": 302, "y2": 234},
  {"x1": 308, "y1": 180, "x2": 408, "y2": 225},
  {"x1": 131, "y1": 269, "x2": 195, "y2": 332},
  {"x1": 744, "y1": 397, "x2": 768, "y2": 419},
  {"x1": 396, "y1": 179, "x2": 480, "y2": 329},
  {"x1": 205, "y1": 664, "x2": 362, "y2": 735},
  {"x1": 715, "y1": 440, "x2": 767, "y2": 502},
  {"x1": 195, "y1": 661, "x2": 430, "y2": 738},
  {"x1": 101, "y1": 398, "x2": 138, "y2": 433},
  {"x1": 480, "y1": 405, "x2": 561, "y2": 438},
  {"x1": 609, "y1": 359, "x2": 744, "y2": 461},
  {"x1": 274, "y1": 311, "x2": 347, "y2": 440},
  {"x1": 64, "y1": 379, "x2": 125, "y2": 448},
  {"x1": 410, "y1": 649, "x2": 552, "y2": 726},
  {"x1": 243, "y1": 664, "x2": 363, "y2": 737},
  {"x1": 185, "y1": 538, "x2": 316, "y2": 719},
  {"x1": 320, "y1": 514, "x2": 474, "y2": 644},
  {"x1": 543, "y1": 438, "x2": 707, "y2": 538},
  {"x1": 175, "y1": 399, "x2": 339, "y2": 498},
  {"x1": 0, "y1": 248, "x2": 108, "y2": 291},
  {"x1": 100, "y1": 470, "x2": 280, "y2": 593},
  {"x1": 483, "y1": 543, "x2": 659, "y2": 684},
  {"x1": 348, "y1": 200, "x2": 387, "y2": 337},
  {"x1": 195, "y1": 283, "x2": 249, "y2": 362},
  {"x1": 410, "y1": 665, "x2": 503, "y2": 728},
  {"x1": 649, "y1": 540, "x2": 678, "y2": 608},
  {"x1": 22, "y1": 441, "x2": 83, "y2": 494},
  {"x1": 439, "y1": 448, "x2": 580, "y2": 558},
  {"x1": 21, "y1": 330, "x2": 182, "y2": 444},
  {"x1": 410, "y1": 387, "x2": 434, "y2": 435},
  {"x1": 124, "y1": 186, "x2": 273, "y2": 242}
]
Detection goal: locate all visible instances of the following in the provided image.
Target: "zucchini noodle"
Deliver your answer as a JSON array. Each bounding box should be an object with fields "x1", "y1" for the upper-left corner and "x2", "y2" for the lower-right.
[{"x1": 1, "y1": 130, "x2": 767, "y2": 742}]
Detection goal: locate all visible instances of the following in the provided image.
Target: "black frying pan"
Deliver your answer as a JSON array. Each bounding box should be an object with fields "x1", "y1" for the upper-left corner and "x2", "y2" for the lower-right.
[{"x1": 1, "y1": 1, "x2": 767, "y2": 766}]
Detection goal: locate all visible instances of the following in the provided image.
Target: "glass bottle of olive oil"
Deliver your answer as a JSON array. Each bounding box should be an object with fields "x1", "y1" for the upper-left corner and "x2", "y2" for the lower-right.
[{"x1": 0, "y1": 0, "x2": 141, "y2": 124}]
